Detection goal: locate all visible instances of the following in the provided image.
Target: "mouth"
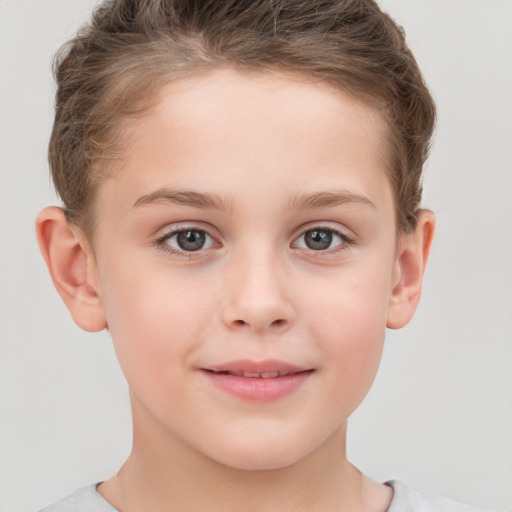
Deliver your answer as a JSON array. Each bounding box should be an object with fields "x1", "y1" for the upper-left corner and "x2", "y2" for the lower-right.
[
  {"x1": 199, "y1": 360, "x2": 313, "y2": 401},
  {"x1": 202, "y1": 359, "x2": 311, "y2": 378},
  {"x1": 203, "y1": 369, "x2": 305, "y2": 378}
]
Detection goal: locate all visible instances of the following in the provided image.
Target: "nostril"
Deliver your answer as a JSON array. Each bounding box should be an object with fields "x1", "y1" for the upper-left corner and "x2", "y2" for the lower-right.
[{"x1": 231, "y1": 318, "x2": 286, "y2": 329}]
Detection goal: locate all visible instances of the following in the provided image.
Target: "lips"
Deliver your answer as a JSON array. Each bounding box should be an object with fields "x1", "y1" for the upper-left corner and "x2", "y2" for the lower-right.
[
  {"x1": 200, "y1": 359, "x2": 313, "y2": 402},
  {"x1": 204, "y1": 359, "x2": 309, "y2": 377}
]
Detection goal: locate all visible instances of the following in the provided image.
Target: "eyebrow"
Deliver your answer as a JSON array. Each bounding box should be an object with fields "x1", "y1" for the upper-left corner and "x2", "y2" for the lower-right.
[
  {"x1": 286, "y1": 191, "x2": 376, "y2": 210},
  {"x1": 133, "y1": 188, "x2": 234, "y2": 211},
  {"x1": 133, "y1": 188, "x2": 376, "y2": 212}
]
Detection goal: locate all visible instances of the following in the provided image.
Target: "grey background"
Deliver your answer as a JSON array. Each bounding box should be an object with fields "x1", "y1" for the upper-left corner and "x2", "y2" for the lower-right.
[{"x1": 1, "y1": 1, "x2": 511, "y2": 511}]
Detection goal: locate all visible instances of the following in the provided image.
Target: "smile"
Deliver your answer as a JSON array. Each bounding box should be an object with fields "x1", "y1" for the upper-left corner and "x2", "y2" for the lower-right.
[
  {"x1": 200, "y1": 360, "x2": 313, "y2": 402},
  {"x1": 205, "y1": 370, "x2": 300, "y2": 378}
]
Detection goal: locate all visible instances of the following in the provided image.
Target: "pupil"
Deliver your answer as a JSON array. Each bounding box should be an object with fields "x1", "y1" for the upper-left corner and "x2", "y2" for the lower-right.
[
  {"x1": 177, "y1": 230, "x2": 205, "y2": 251},
  {"x1": 305, "y1": 230, "x2": 332, "y2": 250}
]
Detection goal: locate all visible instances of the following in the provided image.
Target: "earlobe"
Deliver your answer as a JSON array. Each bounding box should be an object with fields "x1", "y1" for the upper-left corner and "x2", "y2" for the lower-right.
[
  {"x1": 386, "y1": 210, "x2": 435, "y2": 329},
  {"x1": 36, "y1": 206, "x2": 107, "y2": 332}
]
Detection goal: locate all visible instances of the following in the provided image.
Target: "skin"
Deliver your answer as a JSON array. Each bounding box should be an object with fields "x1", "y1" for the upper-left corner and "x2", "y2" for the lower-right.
[{"x1": 37, "y1": 68, "x2": 434, "y2": 511}]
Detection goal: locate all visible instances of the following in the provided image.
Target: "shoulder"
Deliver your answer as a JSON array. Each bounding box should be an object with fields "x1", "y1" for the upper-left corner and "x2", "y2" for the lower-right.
[
  {"x1": 38, "y1": 484, "x2": 118, "y2": 512},
  {"x1": 386, "y1": 481, "x2": 497, "y2": 512}
]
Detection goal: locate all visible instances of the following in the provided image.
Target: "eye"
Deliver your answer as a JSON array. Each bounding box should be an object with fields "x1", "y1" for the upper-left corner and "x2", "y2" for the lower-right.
[
  {"x1": 159, "y1": 229, "x2": 216, "y2": 253},
  {"x1": 292, "y1": 227, "x2": 348, "y2": 251}
]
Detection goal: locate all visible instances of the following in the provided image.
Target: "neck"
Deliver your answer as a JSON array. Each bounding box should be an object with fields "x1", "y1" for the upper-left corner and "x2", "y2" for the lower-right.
[{"x1": 98, "y1": 399, "x2": 385, "y2": 512}]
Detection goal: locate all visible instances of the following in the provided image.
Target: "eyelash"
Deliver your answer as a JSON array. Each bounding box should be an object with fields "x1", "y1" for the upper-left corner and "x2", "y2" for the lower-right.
[
  {"x1": 294, "y1": 225, "x2": 354, "y2": 254},
  {"x1": 154, "y1": 225, "x2": 354, "y2": 258},
  {"x1": 154, "y1": 227, "x2": 217, "y2": 258}
]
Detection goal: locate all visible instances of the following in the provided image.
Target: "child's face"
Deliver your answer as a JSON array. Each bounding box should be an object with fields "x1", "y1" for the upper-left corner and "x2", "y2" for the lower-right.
[{"x1": 88, "y1": 69, "x2": 401, "y2": 469}]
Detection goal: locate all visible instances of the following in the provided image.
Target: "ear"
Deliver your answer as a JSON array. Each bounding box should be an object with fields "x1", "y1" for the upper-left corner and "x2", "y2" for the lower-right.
[
  {"x1": 36, "y1": 206, "x2": 107, "y2": 332},
  {"x1": 386, "y1": 210, "x2": 435, "y2": 329}
]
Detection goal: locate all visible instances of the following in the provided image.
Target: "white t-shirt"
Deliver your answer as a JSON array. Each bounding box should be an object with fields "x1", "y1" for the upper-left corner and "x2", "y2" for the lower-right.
[{"x1": 38, "y1": 480, "x2": 495, "y2": 511}]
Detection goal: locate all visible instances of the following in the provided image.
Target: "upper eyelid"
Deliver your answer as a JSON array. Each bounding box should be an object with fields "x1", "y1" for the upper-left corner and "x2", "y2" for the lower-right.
[
  {"x1": 156, "y1": 222, "x2": 218, "y2": 240},
  {"x1": 293, "y1": 227, "x2": 348, "y2": 243},
  {"x1": 293, "y1": 222, "x2": 353, "y2": 240}
]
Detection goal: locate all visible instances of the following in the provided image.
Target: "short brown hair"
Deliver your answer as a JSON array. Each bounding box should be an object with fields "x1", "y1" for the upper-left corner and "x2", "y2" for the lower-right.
[{"x1": 50, "y1": 0, "x2": 436, "y2": 235}]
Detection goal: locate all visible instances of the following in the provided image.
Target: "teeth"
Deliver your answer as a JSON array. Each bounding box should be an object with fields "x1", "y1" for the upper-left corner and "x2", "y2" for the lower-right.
[
  {"x1": 209, "y1": 369, "x2": 298, "y2": 378},
  {"x1": 241, "y1": 371, "x2": 281, "y2": 378},
  {"x1": 242, "y1": 371, "x2": 261, "y2": 378}
]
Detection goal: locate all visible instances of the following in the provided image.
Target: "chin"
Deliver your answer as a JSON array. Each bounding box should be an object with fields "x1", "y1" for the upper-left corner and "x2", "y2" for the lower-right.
[
  {"x1": 219, "y1": 454, "x2": 303, "y2": 472},
  {"x1": 203, "y1": 434, "x2": 316, "y2": 472}
]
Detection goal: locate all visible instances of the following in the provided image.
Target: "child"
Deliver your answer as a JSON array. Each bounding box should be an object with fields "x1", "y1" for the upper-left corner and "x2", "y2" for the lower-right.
[{"x1": 34, "y1": 0, "x2": 492, "y2": 510}]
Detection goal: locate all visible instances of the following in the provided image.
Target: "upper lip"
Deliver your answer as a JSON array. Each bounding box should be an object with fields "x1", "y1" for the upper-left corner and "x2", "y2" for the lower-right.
[{"x1": 202, "y1": 359, "x2": 311, "y2": 378}]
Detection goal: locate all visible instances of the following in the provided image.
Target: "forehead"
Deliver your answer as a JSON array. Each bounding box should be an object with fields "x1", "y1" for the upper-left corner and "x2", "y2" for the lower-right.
[
  {"x1": 130, "y1": 68, "x2": 387, "y2": 159},
  {"x1": 96, "y1": 68, "x2": 392, "y2": 221}
]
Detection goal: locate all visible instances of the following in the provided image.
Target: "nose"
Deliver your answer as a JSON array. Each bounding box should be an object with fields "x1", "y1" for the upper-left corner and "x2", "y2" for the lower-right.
[{"x1": 221, "y1": 249, "x2": 295, "y2": 334}]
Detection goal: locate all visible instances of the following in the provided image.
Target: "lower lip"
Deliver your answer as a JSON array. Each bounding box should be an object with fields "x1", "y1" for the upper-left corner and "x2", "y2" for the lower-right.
[{"x1": 201, "y1": 370, "x2": 313, "y2": 402}]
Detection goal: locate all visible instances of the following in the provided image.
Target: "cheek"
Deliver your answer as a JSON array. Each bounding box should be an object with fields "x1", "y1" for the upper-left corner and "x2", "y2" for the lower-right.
[
  {"x1": 319, "y1": 294, "x2": 385, "y2": 386},
  {"x1": 98, "y1": 267, "x2": 215, "y2": 386},
  {"x1": 306, "y1": 258, "x2": 391, "y2": 336},
  {"x1": 303, "y1": 258, "x2": 393, "y2": 394}
]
